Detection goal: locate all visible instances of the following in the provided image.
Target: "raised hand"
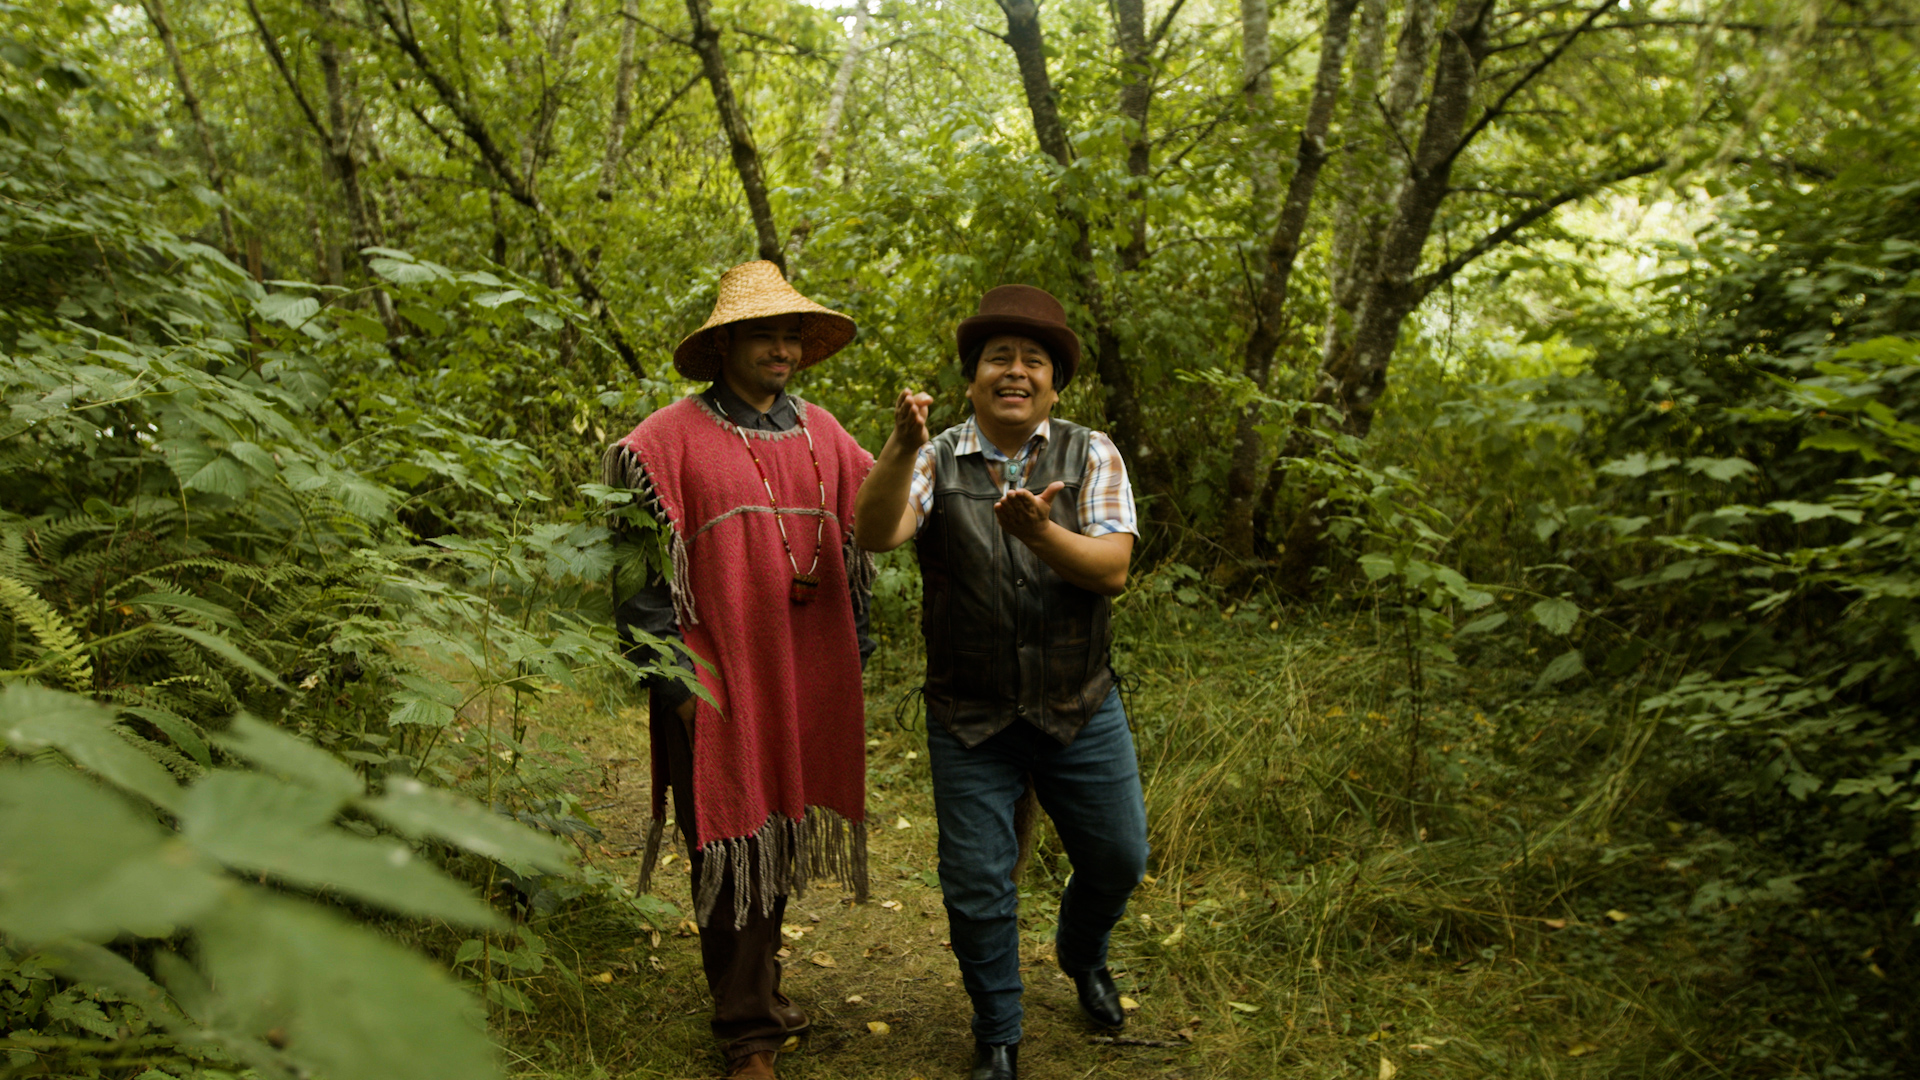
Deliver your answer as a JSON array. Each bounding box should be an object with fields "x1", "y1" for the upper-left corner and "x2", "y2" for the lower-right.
[
  {"x1": 994, "y1": 480, "x2": 1065, "y2": 542},
  {"x1": 892, "y1": 389, "x2": 933, "y2": 450}
]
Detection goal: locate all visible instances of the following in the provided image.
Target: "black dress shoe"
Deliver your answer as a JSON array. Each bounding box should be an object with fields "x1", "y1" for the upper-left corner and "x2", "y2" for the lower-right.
[
  {"x1": 969, "y1": 1039, "x2": 1018, "y2": 1080},
  {"x1": 1071, "y1": 967, "x2": 1126, "y2": 1028}
]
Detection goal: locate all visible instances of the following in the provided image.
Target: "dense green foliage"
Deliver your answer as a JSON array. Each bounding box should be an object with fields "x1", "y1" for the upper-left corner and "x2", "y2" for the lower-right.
[{"x1": 2, "y1": 0, "x2": 1916, "y2": 1075}]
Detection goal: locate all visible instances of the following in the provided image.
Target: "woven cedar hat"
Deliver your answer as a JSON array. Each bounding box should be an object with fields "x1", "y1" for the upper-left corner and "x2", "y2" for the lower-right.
[
  {"x1": 672, "y1": 260, "x2": 857, "y2": 381},
  {"x1": 955, "y1": 284, "x2": 1083, "y2": 388}
]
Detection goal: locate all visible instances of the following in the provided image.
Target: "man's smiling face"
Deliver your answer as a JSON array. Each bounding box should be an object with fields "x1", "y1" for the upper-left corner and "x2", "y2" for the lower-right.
[
  {"x1": 719, "y1": 313, "x2": 805, "y2": 405},
  {"x1": 966, "y1": 334, "x2": 1057, "y2": 433}
]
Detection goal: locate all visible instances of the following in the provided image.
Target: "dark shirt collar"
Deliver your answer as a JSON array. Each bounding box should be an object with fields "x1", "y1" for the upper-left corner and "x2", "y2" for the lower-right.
[{"x1": 704, "y1": 380, "x2": 797, "y2": 432}]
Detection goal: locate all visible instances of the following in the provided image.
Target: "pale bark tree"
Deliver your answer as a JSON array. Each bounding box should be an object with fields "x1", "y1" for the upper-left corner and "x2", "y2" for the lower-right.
[
  {"x1": 989, "y1": 0, "x2": 1153, "y2": 485},
  {"x1": 1218, "y1": 0, "x2": 1361, "y2": 558},
  {"x1": 139, "y1": 0, "x2": 237, "y2": 258},
  {"x1": 1272, "y1": 0, "x2": 1666, "y2": 588},
  {"x1": 685, "y1": 0, "x2": 784, "y2": 270},
  {"x1": 812, "y1": 0, "x2": 871, "y2": 178},
  {"x1": 599, "y1": 0, "x2": 641, "y2": 200},
  {"x1": 367, "y1": 0, "x2": 647, "y2": 380},
  {"x1": 246, "y1": 0, "x2": 398, "y2": 328},
  {"x1": 1241, "y1": 0, "x2": 1277, "y2": 208}
]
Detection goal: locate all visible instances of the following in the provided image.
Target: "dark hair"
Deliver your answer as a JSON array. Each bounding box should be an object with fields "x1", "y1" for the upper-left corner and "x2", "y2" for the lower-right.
[{"x1": 959, "y1": 335, "x2": 1050, "y2": 381}]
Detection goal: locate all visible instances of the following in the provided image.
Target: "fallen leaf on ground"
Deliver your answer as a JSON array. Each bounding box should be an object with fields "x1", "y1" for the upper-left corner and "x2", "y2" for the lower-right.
[
  {"x1": 1379, "y1": 1056, "x2": 1398, "y2": 1079},
  {"x1": 678, "y1": 919, "x2": 700, "y2": 937},
  {"x1": 649, "y1": 930, "x2": 661, "y2": 947},
  {"x1": 1543, "y1": 918, "x2": 1568, "y2": 929},
  {"x1": 781, "y1": 924, "x2": 808, "y2": 940},
  {"x1": 894, "y1": 816, "x2": 912, "y2": 829},
  {"x1": 808, "y1": 952, "x2": 836, "y2": 968},
  {"x1": 775, "y1": 947, "x2": 791, "y2": 959},
  {"x1": 1119, "y1": 996, "x2": 1140, "y2": 1011},
  {"x1": 880, "y1": 899, "x2": 902, "y2": 910},
  {"x1": 867, "y1": 1021, "x2": 891, "y2": 1035},
  {"x1": 591, "y1": 971, "x2": 613, "y2": 983},
  {"x1": 779, "y1": 1036, "x2": 799, "y2": 1052},
  {"x1": 845, "y1": 995, "x2": 864, "y2": 1004},
  {"x1": 1159, "y1": 924, "x2": 1185, "y2": 948},
  {"x1": 1605, "y1": 909, "x2": 1630, "y2": 922},
  {"x1": 1566, "y1": 1042, "x2": 1600, "y2": 1057},
  {"x1": 1226, "y1": 1001, "x2": 1260, "y2": 1014}
]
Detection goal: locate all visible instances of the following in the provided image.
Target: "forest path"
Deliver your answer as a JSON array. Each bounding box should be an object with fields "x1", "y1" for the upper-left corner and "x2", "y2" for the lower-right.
[{"x1": 527, "y1": 686, "x2": 1229, "y2": 1080}]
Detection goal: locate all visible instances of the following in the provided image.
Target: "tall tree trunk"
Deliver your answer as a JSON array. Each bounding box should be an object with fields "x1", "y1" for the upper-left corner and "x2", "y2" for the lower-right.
[
  {"x1": 248, "y1": 0, "x2": 397, "y2": 328},
  {"x1": 993, "y1": 0, "x2": 1153, "y2": 488},
  {"x1": 599, "y1": 0, "x2": 642, "y2": 199},
  {"x1": 368, "y1": 0, "x2": 647, "y2": 380},
  {"x1": 685, "y1": 0, "x2": 784, "y2": 271},
  {"x1": 140, "y1": 0, "x2": 237, "y2": 258},
  {"x1": 1218, "y1": 0, "x2": 1361, "y2": 559},
  {"x1": 812, "y1": 0, "x2": 871, "y2": 178},
  {"x1": 1274, "y1": 0, "x2": 1644, "y2": 591},
  {"x1": 1242, "y1": 0, "x2": 1277, "y2": 213},
  {"x1": 1321, "y1": 0, "x2": 1436, "y2": 364}
]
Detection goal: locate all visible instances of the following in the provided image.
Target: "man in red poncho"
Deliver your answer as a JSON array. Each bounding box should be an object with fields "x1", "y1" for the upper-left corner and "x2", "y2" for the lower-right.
[{"x1": 605, "y1": 261, "x2": 873, "y2": 1079}]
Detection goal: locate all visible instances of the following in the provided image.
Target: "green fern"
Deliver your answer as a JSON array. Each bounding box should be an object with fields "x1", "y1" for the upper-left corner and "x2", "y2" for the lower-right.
[{"x1": 0, "y1": 573, "x2": 93, "y2": 692}]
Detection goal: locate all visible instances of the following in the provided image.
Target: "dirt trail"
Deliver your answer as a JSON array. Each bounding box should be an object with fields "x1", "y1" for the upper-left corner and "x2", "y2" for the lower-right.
[{"x1": 563, "y1": 699, "x2": 1209, "y2": 1080}]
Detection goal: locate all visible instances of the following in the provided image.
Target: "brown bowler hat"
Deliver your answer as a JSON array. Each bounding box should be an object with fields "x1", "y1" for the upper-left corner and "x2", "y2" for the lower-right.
[
  {"x1": 672, "y1": 261, "x2": 857, "y2": 381},
  {"x1": 955, "y1": 284, "x2": 1083, "y2": 388}
]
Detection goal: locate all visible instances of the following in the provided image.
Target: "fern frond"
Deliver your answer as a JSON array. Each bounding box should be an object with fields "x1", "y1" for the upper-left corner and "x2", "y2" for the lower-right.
[{"x1": 0, "y1": 573, "x2": 93, "y2": 691}]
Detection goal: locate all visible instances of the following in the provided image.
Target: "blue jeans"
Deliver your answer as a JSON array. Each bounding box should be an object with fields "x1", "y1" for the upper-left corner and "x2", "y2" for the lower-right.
[{"x1": 926, "y1": 687, "x2": 1149, "y2": 1045}]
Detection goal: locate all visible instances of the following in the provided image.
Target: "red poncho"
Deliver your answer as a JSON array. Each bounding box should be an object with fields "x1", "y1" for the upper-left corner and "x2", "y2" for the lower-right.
[{"x1": 608, "y1": 395, "x2": 873, "y2": 926}]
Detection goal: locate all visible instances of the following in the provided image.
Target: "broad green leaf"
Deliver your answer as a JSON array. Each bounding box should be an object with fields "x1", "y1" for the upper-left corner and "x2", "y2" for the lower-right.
[
  {"x1": 1684, "y1": 456, "x2": 1758, "y2": 481},
  {"x1": 1533, "y1": 649, "x2": 1588, "y2": 691},
  {"x1": 179, "y1": 772, "x2": 499, "y2": 926},
  {"x1": 1797, "y1": 429, "x2": 1885, "y2": 461},
  {"x1": 181, "y1": 452, "x2": 251, "y2": 498},
  {"x1": 1529, "y1": 598, "x2": 1580, "y2": 636},
  {"x1": 1358, "y1": 553, "x2": 1396, "y2": 581},
  {"x1": 1598, "y1": 452, "x2": 1679, "y2": 478},
  {"x1": 370, "y1": 258, "x2": 439, "y2": 284},
  {"x1": 1767, "y1": 500, "x2": 1864, "y2": 524},
  {"x1": 0, "y1": 765, "x2": 224, "y2": 940},
  {"x1": 1457, "y1": 612, "x2": 1509, "y2": 635},
  {"x1": 1, "y1": 684, "x2": 183, "y2": 812},
  {"x1": 197, "y1": 896, "x2": 503, "y2": 1080},
  {"x1": 399, "y1": 304, "x2": 449, "y2": 336},
  {"x1": 362, "y1": 777, "x2": 572, "y2": 874},
  {"x1": 216, "y1": 714, "x2": 360, "y2": 800},
  {"x1": 254, "y1": 293, "x2": 320, "y2": 327}
]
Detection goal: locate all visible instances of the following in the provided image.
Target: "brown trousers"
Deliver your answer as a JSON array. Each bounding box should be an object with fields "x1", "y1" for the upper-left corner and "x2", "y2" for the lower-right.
[{"x1": 651, "y1": 689, "x2": 790, "y2": 1064}]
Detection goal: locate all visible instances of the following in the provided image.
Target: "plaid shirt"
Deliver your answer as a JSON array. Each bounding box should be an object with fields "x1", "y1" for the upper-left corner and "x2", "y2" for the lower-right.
[{"x1": 910, "y1": 417, "x2": 1138, "y2": 538}]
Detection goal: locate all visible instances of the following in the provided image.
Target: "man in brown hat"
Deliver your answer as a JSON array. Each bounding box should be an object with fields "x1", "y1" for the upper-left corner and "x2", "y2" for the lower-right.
[
  {"x1": 853, "y1": 285, "x2": 1147, "y2": 1080},
  {"x1": 605, "y1": 261, "x2": 874, "y2": 1079}
]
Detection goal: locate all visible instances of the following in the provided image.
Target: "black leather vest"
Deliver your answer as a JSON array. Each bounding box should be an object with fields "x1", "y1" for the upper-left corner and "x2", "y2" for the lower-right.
[{"x1": 916, "y1": 419, "x2": 1114, "y2": 748}]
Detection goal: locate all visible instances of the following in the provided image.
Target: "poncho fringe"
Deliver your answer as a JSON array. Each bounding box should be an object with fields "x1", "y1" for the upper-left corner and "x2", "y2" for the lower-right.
[{"x1": 637, "y1": 807, "x2": 870, "y2": 929}]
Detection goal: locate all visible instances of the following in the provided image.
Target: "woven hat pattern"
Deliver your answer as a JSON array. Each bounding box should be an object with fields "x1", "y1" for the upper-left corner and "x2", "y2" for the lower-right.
[{"x1": 673, "y1": 260, "x2": 857, "y2": 381}]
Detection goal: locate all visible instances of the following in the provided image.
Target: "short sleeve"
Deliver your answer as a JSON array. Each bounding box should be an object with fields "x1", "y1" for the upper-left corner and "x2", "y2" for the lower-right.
[
  {"x1": 910, "y1": 443, "x2": 937, "y2": 535},
  {"x1": 1078, "y1": 432, "x2": 1137, "y2": 537}
]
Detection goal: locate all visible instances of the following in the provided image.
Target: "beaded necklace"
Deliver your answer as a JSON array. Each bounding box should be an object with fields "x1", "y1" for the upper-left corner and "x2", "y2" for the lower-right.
[{"x1": 733, "y1": 416, "x2": 829, "y2": 604}]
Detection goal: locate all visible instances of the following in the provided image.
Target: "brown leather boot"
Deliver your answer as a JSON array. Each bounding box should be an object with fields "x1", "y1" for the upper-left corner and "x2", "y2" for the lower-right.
[
  {"x1": 726, "y1": 1050, "x2": 777, "y2": 1078},
  {"x1": 773, "y1": 995, "x2": 810, "y2": 1034}
]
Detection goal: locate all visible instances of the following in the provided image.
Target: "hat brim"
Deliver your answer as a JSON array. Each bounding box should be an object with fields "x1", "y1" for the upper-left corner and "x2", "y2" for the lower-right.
[
  {"x1": 673, "y1": 310, "x2": 857, "y2": 382},
  {"x1": 956, "y1": 314, "x2": 1082, "y2": 388}
]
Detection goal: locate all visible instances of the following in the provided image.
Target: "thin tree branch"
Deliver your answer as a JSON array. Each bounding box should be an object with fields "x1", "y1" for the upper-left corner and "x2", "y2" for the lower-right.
[
  {"x1": 1445, "y1": 0, "x2": 1624, "y2": 168},
  {"x1": 1413, "y1": 156, "x2": 1666, "y2": 297},
  {"x1": 243, "y1": 0, "x2": 327, "y2": 139}
]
